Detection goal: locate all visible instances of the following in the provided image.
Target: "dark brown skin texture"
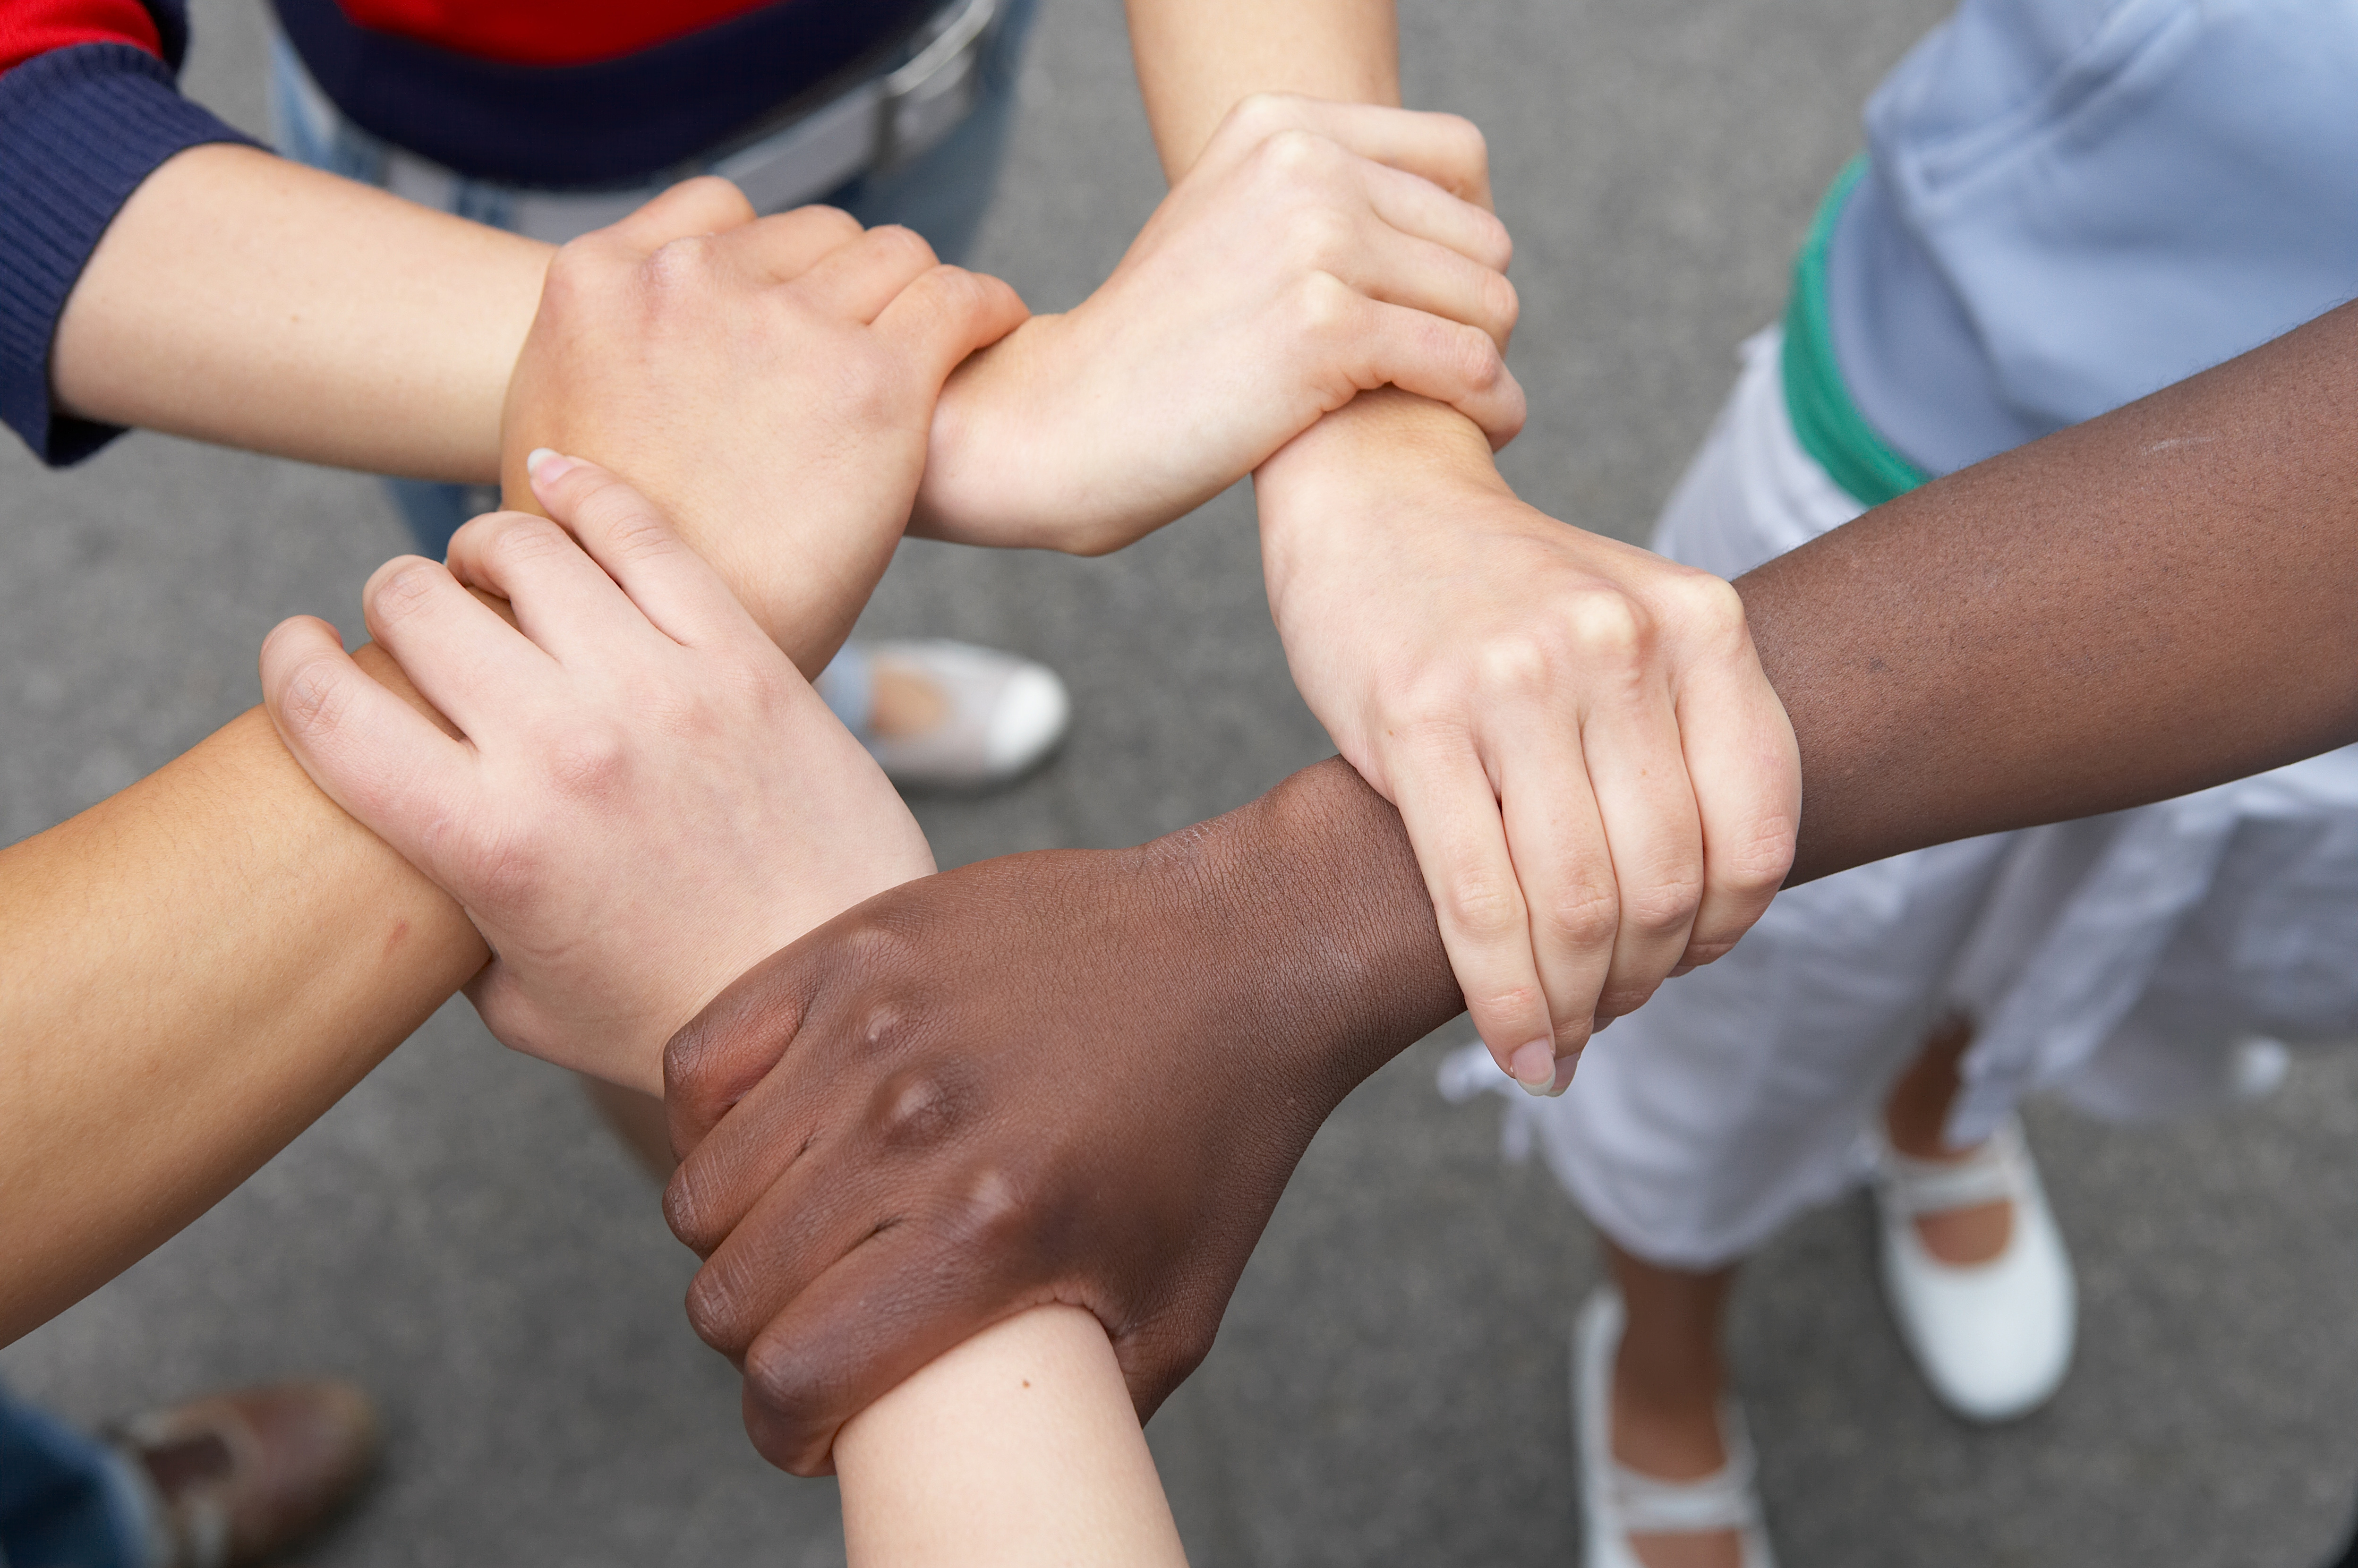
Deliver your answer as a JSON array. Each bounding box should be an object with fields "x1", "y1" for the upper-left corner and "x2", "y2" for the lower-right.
[{"x1": 664, "y1": 298, "x2": 2358, "y2": 1475}]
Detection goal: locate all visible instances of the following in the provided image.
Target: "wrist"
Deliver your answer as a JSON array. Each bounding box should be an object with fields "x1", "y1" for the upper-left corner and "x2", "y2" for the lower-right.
[
  {"x1": 1255, "y1": 391, "x2": 1507, "y2": 539},
  {"x1": 1148, "y1": 758, "x2": 1461, "y2": 1105},
  {"x1": 914, "y1": 317, "x2": 1104, "y2": 554}
]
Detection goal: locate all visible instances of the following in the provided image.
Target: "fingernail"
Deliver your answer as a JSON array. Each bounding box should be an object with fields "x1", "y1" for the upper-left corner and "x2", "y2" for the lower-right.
[
  {"x1": 525, "y1": 447, "x2": 575, "y2": 483},
  {"x1": 1509, "y1": 1039, "x2": 1555, "y2": 1096},
  {"x1": 1544, "y1": 1054, "x2": 1578, "y2": 1097}
]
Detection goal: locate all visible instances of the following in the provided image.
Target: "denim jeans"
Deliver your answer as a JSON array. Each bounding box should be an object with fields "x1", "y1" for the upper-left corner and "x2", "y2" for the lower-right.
[
  {"x1": 267, "y1": 0, "x2": 1039, "y2": 565},
  {"x1": 0, "y1": 1383, "x2": 152, "y2": 1568}
]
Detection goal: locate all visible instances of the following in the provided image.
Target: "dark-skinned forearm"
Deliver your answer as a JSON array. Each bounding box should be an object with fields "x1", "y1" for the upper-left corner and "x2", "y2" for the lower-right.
[{"x1": 1754, "y1": 295, "x2": 2358, "y2": 880}]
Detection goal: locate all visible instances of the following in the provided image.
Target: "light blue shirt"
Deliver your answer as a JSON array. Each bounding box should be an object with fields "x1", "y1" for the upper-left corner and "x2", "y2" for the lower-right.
[{"x1": 1827, "y1": 0, "x2": 2358, "y2": 476}]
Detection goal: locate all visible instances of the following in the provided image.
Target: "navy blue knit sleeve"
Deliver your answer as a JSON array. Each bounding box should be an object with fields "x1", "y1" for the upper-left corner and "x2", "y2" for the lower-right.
[{"x1": 0, "y1": 42, "x2": 258, "y2": 466}]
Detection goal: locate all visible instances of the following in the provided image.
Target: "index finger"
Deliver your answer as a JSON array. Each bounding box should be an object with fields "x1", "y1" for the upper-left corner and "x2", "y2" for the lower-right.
[
  {"x1": 259, "y1": 615, "x2": 483, "y2": 886},
  {"x1": 522, "y1": 451, "x2": 766, "y2": 653},
  {"x1": 1672, "y1": 631, "x2": 1803, "y2": 970},
  {"x1": 663, "y1": 937, "x2": 824, "y2": 1157},
  {"x1": 1387, "y1": 734, "x2": 1565, "y2": 1094}
]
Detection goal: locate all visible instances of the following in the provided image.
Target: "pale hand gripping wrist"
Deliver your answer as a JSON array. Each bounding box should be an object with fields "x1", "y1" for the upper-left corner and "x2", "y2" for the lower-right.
[
  {"x1": 262, "y1": 457, "x2": 935, "y2": 1095},
  {"x1": 912, "y1": 94, "x2": 1527, "y2": 555},
  {"x1": 1256, "y1": 394, "x2": 1801, "y2": 1094}
]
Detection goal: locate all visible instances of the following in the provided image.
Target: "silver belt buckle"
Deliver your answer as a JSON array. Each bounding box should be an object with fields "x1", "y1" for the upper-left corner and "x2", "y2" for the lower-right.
[
  {"x1": 877, "y1": 0, "x2": 1000, "y2": 169},
  {"x1": 713, "y1": 0, "x2": 999, "y2": 215},
  {"x1": 502, "y1": 0, "x2": 999, "y2": 243}
]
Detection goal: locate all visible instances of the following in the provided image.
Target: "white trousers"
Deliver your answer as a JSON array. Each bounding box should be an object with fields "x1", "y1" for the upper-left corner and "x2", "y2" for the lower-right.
[{"x1": 1513, "y1": 329, "x2": 2358, "y2": 1271}]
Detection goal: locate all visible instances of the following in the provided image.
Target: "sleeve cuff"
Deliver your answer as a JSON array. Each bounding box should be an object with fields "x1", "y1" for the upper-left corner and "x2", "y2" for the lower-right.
[{"x1": 0, "y1": 42, "x2": 258, "y2": 467}]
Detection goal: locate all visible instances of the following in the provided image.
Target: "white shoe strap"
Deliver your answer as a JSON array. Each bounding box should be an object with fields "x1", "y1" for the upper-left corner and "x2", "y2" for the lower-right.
[
  {"x1": 1609, "y1": 1405, "x2": 1762, "y2": 1535},
  {"x1": 1877, "y1": 1123, "x2": 2020, "y2": 1217}
]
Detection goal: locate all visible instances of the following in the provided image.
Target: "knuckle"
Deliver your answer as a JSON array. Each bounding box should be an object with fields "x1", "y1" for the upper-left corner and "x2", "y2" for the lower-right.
[
  {"x1": 804, "y1": 203, "x2": 863, "y2": 247},
  {"x1": 1469, "y1": 978, "x2": 1545, "y2": 1026},
  {"x1": 643, "y1": 232, "x2": 719, "y2": 292},
  {"x1": 683, "y1": 1260, "x2": 756, "y2": 1353},
  {"x1": 1288, "y1": 269, "x2": 1359, "y2": 338},
  {"x1": 536, "y1": 242, "x2": 608, "y2": 312},
  {"x1": 742, "y1": 1336, "x2": 834, "y2": 1434},
  {"x1": 821, "y1": 344, "x2": 906, "y2": 426},
  {"x1": 868, "y1": 222, "x2": 940, "y2": 270},
  {"x1": 1620, "y1": 869, "x2": 1706, "y2": 940},
  {"x1": 367, "y1": 559, "x2": 446, "y2": 625},
  {"x1": 868, "y1": 1057, "x2": 980, "y2": 1153},
  {"x1": 663, "y1": 1166, "x2": 722, "y2": 1256},
  {"x1": 579, "y1": 482, "x2": 676, "y2": 562},
  {"x1": 1568, "y1": 590, "x2": 1650, "y2": 665},
  {"x1": 1226, "y1": 91, "x2": 1295, "y2": 142},
  {"x1": 1284, "y1": 202, "x2": 1358, "y2": 271},
  {"x1": 1539, "y1": 881, "x2": 1620, "y2": 951},
  {"x1": 483, "y1": 512, "x2": 569, "y2": 569},
  {"x1": 937, "y1": 1161, "x2": 1038, "y2": 1258},
  {"x1": 1258, "y1": 126, "x2": 1336, "y2": 183},
  {"x1": 454, "y1": 821, "x2": 545, "y2": 913},
  {"x1": 1666, "y1": 568, "x2": 1749, "y2": 646},
  {"x1": 1480, "y1": 270, "x2": 1521, "y2": 339},
  {"x1": 1442, "y1": 869, "x2": 1524, "y2": 943},
  {"x1": 1436, "y1": 111, "x2": 1489, "y2": 170},
  {"x1": 1472, "y1": 630, "x2": 1559, "y2": 696},
  {"x1": 270, "y1": 648, "x2": 350, "y2": 739},
  {"x1": 1448, "y1": 322, "x2": 1506, "y2": 393}
]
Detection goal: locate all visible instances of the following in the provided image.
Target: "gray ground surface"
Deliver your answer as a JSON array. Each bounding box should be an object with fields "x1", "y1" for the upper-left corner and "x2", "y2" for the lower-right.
[{"x1": 6, "y1": 0, "x2": 2357, "y2": 1563}]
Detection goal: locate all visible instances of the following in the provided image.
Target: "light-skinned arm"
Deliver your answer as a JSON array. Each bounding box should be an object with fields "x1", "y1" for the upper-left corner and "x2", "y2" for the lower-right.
[
  {"x1": 50, "y1": 143, "x2": 551, "y2": 482},
  {"x1": 1120, "y1": 0, "x2": 1802, "y2": 1097}
]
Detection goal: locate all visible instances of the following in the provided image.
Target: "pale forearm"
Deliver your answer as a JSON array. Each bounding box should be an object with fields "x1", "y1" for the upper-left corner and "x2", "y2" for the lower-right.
[
  {"x1": 1125, "y1": 0, "x2": 1512, "y2": 513},
  {"x1": 836, "y1": 1306, "x2": 1188, "y2": 1568},
  {"x1": 1124, "y1": 0, "x2": 1398, "y2": 179},
  {"x1": 51, "y1": 144, "x2": 550, "y2": 483},
  {"x1": 0, "y1": 649, "x2": 484, "y2": 1344}
]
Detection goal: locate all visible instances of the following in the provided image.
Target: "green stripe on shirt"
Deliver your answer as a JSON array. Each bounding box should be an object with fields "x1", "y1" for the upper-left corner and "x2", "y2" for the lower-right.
[{"x1": 1780, "y1": 155, "x2": 1931, "y2": 509}]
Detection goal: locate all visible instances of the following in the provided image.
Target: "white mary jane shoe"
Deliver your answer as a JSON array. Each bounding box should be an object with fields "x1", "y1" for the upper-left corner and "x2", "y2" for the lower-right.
[
  {"x1": 850, "y1": 638, "x2": 1070, "y2": 790},
  {"x1": 1873, "y1": 1113, "x2": 2076, "y2": 1422},
  {"x1": 1574, "y1": 1288, "x2": 1777, "y2": 1568}
]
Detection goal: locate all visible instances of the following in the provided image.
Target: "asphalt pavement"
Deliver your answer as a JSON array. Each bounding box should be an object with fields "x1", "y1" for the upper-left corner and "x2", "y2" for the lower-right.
[{"x1": 6, "y1": 0, "x2": 2358, "y2": 1564}]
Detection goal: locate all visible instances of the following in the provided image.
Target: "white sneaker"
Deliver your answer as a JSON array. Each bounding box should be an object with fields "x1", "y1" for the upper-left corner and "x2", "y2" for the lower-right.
[
  {"x1": 1872, "y1": 1114, "x2": 2075, "y2": 1421},
  {"x1": 1574, "y1": 1288, "x2": 1776, "y2": 1568},
  {"x1": 852, "y1": 639, "x2": 1070, "y2": 789}
]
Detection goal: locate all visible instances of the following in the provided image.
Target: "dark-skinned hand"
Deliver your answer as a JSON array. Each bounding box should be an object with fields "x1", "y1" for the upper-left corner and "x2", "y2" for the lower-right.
[{"x1": 661, "y1": 758, "x2": 1462, "y2": 1475}]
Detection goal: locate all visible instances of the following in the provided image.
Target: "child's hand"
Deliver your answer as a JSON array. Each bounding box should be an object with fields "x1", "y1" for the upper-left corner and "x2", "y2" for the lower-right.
[
  {"x1": 908, "y1": 94, "x2": 1525, "y2": 555},
  {"x1": 500, "y1": 179, "x2": 1027, "y2": 675},
  {"x1": 260, "y1": 457, "x2": 934, "y2": 1094}
]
